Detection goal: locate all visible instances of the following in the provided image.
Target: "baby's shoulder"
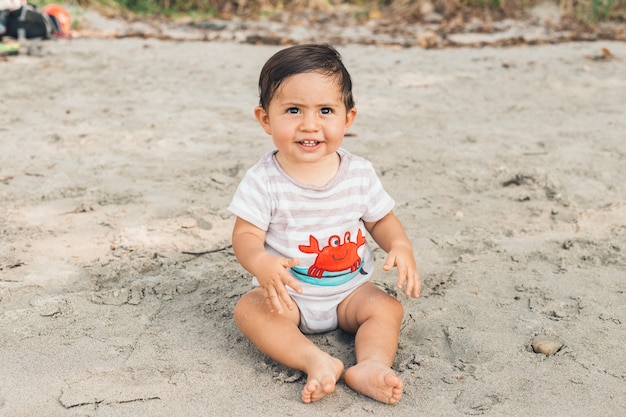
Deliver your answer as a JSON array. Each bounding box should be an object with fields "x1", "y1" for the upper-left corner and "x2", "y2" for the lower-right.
[
  {"x1": 340, "y1": 148, "x2": 375, "y2": 171},
  {"x1": 244, "y1": 151, "x2": 278, "y2": 176}
]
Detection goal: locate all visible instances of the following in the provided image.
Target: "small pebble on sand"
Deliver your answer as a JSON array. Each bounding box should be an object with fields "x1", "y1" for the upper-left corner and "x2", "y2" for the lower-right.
[{"x1": 531, "y1": 335, "x2": 563, "y2": 355}]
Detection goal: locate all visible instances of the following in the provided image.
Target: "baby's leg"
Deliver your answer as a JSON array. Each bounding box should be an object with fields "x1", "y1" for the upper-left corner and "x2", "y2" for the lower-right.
[
  {"x1": 337, "y1": 282, "x2": 404, "y2": 404},
  {"x1": 234, "y1": 288, "x2": 344, "y2": 403}
]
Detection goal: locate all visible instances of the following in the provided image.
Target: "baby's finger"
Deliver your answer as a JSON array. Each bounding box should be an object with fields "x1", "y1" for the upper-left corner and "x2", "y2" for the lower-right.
[
  {"x1": 395, "y1": 263, "x2": 408, "y2": 292},
  {"x1": 265, "y1": 286, "x2": 284, "y2": 314},
  {"x1": 283, "y1": 273, "x2": 302, "y2": 295},
  {"x1": 280, "y1": 258, "x2": 302, "y2": 305},
  {"x1": 382, "y1": 254, "x2": 396, "y2": 272},
  {"x1": 398, "y1": 276, "x2": 411, "y2": 297},
  {"x1": 276, "y1": 282, "x2": 296, "y2": 311},
  {"x1": 411, "y1": 270, "x2": 422, "y2": 298},
  {"x1": 403, "y1": 270, "x2": 421, "y2": 299},
  {"x1": 401, "y1": 274, "x2": 413, "y2": 297},
  {"x1": 283, "y1": 257, "x2": 299, "y2": 269}
]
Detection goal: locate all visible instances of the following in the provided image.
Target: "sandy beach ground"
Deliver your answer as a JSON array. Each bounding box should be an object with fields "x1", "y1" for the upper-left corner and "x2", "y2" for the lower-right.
[{"x1": 1, "y1": 13, "x2": 625, "y2": 416}]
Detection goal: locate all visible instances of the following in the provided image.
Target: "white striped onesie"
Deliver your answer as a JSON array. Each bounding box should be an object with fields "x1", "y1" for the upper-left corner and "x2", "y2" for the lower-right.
[{"x1": 228, "y1": 147, "x2": 395, "y2": 333}]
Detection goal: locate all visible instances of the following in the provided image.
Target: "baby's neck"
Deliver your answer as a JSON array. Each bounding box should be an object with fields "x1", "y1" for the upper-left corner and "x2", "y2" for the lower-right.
[{"x1": 276, "y1": 152, "x2": 340, "y2": 188}]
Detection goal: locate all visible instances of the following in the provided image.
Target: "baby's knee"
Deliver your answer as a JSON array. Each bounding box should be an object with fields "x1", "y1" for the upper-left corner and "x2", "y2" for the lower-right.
[
  {"x1": 382, "y1": 294, "x2": 404, "y2": 321},
  {"x1": 233, "y1": 292, "x2": 260, "y2": 329}
]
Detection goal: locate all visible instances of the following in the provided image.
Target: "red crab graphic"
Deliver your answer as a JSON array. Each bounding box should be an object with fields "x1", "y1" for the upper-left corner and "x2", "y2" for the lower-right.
[{"x1": 298, "y1": 229, "x2": 366, "y2": 278}]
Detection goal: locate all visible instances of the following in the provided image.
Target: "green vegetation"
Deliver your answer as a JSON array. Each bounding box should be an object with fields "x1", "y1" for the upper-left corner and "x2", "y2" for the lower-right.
[
  {"x1": 557, "y1": 0, "x2": 624, "y2": 23},
  {"x1": 590, "y1": 0, "x2": 617, "y2": 20},
  {"x1": 35, "y1": 0, "x2": 626, "y2": 24}
]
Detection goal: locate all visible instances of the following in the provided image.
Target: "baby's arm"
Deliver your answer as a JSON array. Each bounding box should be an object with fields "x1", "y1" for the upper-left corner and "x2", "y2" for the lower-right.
[
  {"x1": 231, "y1": 217, "x2": 303, "y2": 314},
  {"x1": 364, "y1": 211, "x2": 421, "y2": 298}
]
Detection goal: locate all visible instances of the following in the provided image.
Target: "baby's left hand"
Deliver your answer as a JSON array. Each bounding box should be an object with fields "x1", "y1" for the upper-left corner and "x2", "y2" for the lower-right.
[{"x1": 383, "y1": 244, "x2": 421, "y2": 298}]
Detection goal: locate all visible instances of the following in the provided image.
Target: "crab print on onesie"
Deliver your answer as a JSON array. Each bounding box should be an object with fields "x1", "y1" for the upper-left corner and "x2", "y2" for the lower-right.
[{"x1": 291, "y1": 228, "x2": 368, "y2": 286}]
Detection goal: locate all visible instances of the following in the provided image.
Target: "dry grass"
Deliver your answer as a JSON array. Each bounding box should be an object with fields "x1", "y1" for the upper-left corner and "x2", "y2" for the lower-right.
[{"x1": 69, "y1": 0, "x2": 626, "y2": 24}]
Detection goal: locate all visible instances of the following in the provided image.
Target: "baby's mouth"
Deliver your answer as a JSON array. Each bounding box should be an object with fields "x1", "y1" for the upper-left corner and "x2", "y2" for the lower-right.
[{"x1": 299, "y1": 140, "x2": 320, "y2": 147}]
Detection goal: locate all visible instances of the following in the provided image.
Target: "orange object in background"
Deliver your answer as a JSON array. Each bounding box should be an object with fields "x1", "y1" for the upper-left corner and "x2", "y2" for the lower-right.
[{"x1": 42, "y1": 3, "x2": 71, "y2": 35}]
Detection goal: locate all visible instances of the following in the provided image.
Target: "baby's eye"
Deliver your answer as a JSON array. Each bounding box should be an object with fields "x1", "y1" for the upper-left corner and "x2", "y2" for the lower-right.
[
  {"x1": 320, "y1": 108, "x2": 332, "y2": 115},
  {"x1": 287, "y1": 107, "x2": 300, "y2": 114}
]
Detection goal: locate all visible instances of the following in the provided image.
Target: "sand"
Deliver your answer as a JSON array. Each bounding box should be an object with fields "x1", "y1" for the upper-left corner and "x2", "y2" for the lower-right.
[{"x1": 1, "y1": 20, "x2": 625, "y2": 417}]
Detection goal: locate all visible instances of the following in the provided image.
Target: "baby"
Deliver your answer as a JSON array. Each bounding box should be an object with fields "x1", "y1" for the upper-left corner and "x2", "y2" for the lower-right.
[{"x1": 228, "y1": 44, "x2": 421, "y2": 404}]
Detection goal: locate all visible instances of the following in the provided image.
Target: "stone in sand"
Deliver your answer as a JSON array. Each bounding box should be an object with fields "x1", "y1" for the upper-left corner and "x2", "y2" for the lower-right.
[{"x1": 531, "y1": 335, "x2": 563, "y2": 355}]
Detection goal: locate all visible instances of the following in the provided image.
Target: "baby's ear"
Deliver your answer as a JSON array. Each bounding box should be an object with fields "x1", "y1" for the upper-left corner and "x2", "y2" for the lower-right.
[
  {"x1": 345, "y1": 107, "x2": 357, "y2": 130},
  {"x1": 254, "y1": 106, "x2": 272, "y2": 135}
]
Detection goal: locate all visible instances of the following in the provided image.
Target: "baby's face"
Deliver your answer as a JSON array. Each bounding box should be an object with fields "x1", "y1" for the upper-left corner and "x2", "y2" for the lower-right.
[{"x1": 257, "y1": 71, "x2": 356, "y2": 168}]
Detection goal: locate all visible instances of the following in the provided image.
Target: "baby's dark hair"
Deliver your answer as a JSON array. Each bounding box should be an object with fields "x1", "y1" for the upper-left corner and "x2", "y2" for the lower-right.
[{"x1": 258, "y1": 44, "x2": 354, "y2": 111}]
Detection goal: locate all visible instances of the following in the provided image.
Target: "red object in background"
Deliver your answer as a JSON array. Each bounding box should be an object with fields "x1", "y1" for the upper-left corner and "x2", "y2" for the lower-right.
[{"x1": 42, "y1": 3, "x2": 71, "y2": 35}]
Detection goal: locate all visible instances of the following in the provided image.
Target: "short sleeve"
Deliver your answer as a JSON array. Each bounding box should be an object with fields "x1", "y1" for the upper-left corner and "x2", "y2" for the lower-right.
[
  {"x1": 361, "y1": 161, "x2": 395, "y2": 223},
  {"x1": 228, "y1": 168, "x2": 272, "y2": 231}
]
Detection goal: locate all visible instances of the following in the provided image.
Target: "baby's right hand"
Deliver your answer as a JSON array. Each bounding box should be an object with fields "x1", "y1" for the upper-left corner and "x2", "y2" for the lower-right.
[{"x1": 255, "y1": 255, "x2": 302, "y2": 314}]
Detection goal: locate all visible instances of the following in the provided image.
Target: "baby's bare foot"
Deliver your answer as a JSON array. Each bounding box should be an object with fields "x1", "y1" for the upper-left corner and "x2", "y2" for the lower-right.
[
  {"x1": 344, "y1": 361, "x2": 403, "y2": 404},
  {"x1": 301, "y1": 356, "x2": 344, "y2": 403}
]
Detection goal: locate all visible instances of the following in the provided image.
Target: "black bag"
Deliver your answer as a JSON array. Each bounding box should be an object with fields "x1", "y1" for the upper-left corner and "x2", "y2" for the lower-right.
[{"x1": 2, "y1": 4, "x2": 60, "y2": 39}]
